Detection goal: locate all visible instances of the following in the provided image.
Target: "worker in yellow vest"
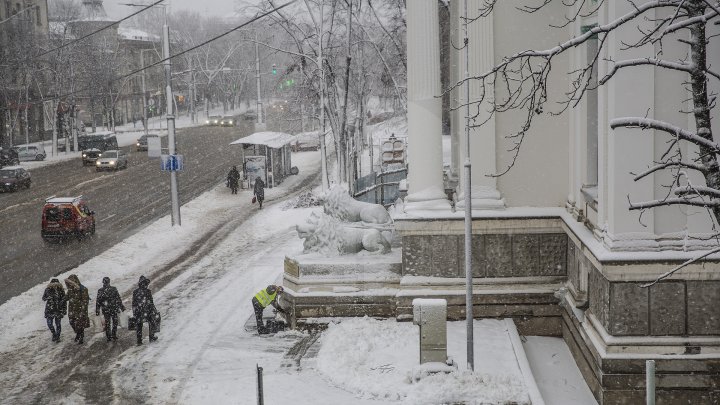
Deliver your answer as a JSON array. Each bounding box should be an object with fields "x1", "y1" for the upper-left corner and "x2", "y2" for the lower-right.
[{"x1": 251, "y1": 285, "x2": 285, "y2": 334}]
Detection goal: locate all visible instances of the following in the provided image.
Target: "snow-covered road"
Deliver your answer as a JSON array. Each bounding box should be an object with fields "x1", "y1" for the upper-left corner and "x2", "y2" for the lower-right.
[{"x1": 0, "y1": 151, "x2": 330, "y2": 404}]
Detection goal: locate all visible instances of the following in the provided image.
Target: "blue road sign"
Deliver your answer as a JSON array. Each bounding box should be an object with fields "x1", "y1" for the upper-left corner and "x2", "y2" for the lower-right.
[{"x1": 160, "y1": 154, "x2": 184, "y2": 171}]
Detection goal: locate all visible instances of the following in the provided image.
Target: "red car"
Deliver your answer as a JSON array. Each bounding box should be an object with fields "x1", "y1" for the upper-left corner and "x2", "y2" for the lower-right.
[{"x1": 41, "y1": 196, "x2": 96, "y2": 242}]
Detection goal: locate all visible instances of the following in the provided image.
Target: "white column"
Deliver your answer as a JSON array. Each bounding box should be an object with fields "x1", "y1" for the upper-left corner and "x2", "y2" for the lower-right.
[
  {"x1": 455, "y1": 1, "x2": 504, "y2": 210},
  {"x1": 602, "y1": 1, "x2": 656, "y2": 249},
  {"x1": 449, "y1": 0, "x2": 461, "y2": 181},
  {"x1": 567, "y1": 15, "x2": 582, "y2": 217},
  {"x1": 405, "y1": 0, "x2": 450, "y2": 210}
]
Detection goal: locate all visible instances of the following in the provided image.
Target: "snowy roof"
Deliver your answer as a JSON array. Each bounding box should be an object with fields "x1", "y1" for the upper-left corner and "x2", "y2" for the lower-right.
[
  {"x1": 230, "y1": 132, "x2": 297, "y2": 149},
  {"x1": 45, "y1": 196, "x2": 83, "y2": 204},
  {"x1": 80, "y1": 131, "x2": 114, "y2": 137},
  {"x1": 118, "y1": 27, "x2": 159, "y2": 42}
]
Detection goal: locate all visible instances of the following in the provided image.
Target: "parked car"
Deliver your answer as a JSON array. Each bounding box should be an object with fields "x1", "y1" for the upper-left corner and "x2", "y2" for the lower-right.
[
  {"x1": 95, "y1": 150, "x2": 128, "y2": 171},
  {"x1": 14, "y1": 144, "x2": 46, "y2": 161},
  {"x1": 0, "y1": 147, "x2": 19, "y2": 167},
  {"x1": 206, "y1": 115, "x2": 222, "y2": 126},
  {"x1": 242, "y1": 111, "x2": 258, "y2": 121},
  {"x1": 292, "y1": 131, "x2": 321, "y2": 152},
  {"x1": 0, "y1": 166, "x2": 31, "y2": 191},
  {"x1": 136, "y1": 135, "x2": 149, "y2": 151},
  {"x1": 41, "y1": 196, "x2": 95, "y2": 242},
  {"x1": 79, "y1": 132, "x2": 118, "y2": 166},
  {"x1": 220, "y1": 116, "x2": 235, "y2": 127}
]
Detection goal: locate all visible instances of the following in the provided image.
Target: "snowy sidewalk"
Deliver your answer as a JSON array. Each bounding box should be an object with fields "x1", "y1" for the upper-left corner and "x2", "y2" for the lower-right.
[{"x1": 0, "y1": 150, "x2": 595, "y2": 404}]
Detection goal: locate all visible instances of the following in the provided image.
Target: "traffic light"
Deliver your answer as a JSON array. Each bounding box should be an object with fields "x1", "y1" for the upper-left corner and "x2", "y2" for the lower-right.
[{"x1": 272, "y1": 64, "x2": 277, "y2": 75}]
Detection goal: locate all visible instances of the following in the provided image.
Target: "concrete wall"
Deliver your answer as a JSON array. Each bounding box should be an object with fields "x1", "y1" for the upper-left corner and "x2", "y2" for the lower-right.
[
  {"x1": 403, "y1": 233, "x2": 567, "y2": 278},
  {"x1": 567, "y1": 234, "x2": 720, "y2": 337}
]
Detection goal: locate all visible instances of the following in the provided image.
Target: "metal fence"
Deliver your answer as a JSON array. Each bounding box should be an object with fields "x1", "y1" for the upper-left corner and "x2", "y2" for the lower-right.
[{"x1": 354, "y1": 165, "x2": 407, "y2": 206}]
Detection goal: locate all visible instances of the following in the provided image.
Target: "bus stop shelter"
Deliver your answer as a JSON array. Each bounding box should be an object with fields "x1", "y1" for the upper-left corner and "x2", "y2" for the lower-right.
[{"x1": 229, "y1": 131, "x2": 296, "y2": 188}]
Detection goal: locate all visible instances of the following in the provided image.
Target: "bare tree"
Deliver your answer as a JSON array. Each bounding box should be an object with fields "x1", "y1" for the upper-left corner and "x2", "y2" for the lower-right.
[{"x1": 246, "y1": 0, "x2": 406, "y2": 186}]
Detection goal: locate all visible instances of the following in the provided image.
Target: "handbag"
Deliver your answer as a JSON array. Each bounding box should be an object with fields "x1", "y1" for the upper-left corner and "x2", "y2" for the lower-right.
[
  {"x1": 128, "y1": 316, "x2": 137, "y2": 331},
  {"x1": 252, "y1": 196, "x2": 257, "y2": 204},
  {"x1": 150, "y1": 306, "x2": 161, "y2": 333}
]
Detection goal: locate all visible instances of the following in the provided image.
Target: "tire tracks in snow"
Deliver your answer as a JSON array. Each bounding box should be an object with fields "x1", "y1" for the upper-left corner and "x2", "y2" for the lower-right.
[
  {"x1": 121, "y1": 232, "x2": 298, "y2": 404},
  {"x1": 0, "y1": 168, "x2": 320, "y2": 405}
]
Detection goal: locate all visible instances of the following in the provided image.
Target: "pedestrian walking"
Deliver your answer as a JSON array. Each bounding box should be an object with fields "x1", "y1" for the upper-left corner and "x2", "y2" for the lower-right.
[
  {"x1": 253, "y1": 176, "x2": 265, "y2": 208},
  {"x1": 42, "y1": 278, "x2": 66, "y2": 342},
  {"x1": 251, "y1": 285, "x2": 285, "y2": 334},
  {"x1": 64, "y1": 275, "x2": 90, "y2": 344},
  {"x1": 227, "y1": 166, "x2": 240, "y2": 194},
  {"x1": 96, "y1": 277, "x2": 125, "y2": 342},
  {"x1": 132, "y1": 275, "x2": 158, "y2": 345}
]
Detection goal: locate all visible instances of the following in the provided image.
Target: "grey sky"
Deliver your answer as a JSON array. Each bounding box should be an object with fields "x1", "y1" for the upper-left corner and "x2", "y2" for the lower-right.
[{"x1": 105, "y1": 0, "x2": 244, "y2": 20}]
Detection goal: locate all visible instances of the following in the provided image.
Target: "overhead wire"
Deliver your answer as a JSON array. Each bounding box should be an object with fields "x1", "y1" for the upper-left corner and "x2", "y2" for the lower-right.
[
  {"x1": 35, "y1": 0, "x2": 165, "y2": 59},
  {"x1": 7, "y1": 0, "x2": 297, "y2": 108}
]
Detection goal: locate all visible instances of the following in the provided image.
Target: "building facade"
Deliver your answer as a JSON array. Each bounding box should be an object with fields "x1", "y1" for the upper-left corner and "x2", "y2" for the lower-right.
[
  {"x1": 398, "y1": 1, "x2": 720, "y2": 403},
  {"x1": 279, "y1": 1, "x2": 719, "y2": 402},
  {"x1": 0, "y1": 0, "x2": 49, "y2": 147}
]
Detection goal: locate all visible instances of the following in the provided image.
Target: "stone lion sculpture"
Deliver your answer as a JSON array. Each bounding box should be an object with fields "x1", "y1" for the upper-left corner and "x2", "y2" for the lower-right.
[
  {"x1": 296, "y1": 212, "x2": 391, "y2": 255},
  {"x1": 322, "y1": 185, "x2": 392, "y2": 225}
]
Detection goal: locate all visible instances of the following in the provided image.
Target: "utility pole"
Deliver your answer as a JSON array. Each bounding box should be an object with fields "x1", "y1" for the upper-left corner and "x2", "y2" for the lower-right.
[
  {"x1": 303, "y1": 0, "x2": 328, "y2": 190},
  {"x1": 255, "y1": 31, "x2": 264, "y2": 127},
  {"x1": 71, "y1": 63, "x2": 78, "y2": 153},
  {"x1": 189, "y1": 61, "x2": 196, "y2": 123},
  {"x1": 140, "y1": 49, "x2": 149, "y2": 136},
  {"x1": 162, "y1": 8, "x2": 181, "y2": 225}
]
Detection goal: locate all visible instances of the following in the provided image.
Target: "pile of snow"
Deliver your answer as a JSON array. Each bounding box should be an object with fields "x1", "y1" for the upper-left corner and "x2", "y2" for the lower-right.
[
  {"x1": 281, "y1": 190, "x2": 323, "y2": 210},
  {"x1": 315, "y1": 317, "x2": 530, "y2": 404}
]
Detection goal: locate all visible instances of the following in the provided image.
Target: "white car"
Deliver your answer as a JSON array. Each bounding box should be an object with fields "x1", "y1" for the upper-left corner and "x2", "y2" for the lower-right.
[
  {"x1": 95, "y1": 150, "x2": 128, "y2": 171},
  {"x1": 14, "y1": 145, "x2": 46, "y2": 161}
]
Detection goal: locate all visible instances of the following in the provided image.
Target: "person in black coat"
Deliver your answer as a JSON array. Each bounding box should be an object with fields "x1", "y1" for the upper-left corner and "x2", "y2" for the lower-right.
[
  {"x1": 42, "y1": 278, "x2": 66, "y2": 342},
  {"x1": 96, "y1": 277, "x2": 126, "y2": 342},
  {"x1": 227, "y1": 166, "x2": 240, "y2": 195},
  {"x1": 253, "y1": 176, "x2": 265, "y2": 208},
  {"x1": 132, "y1": 275, "x2": 157, "y2": 345}
]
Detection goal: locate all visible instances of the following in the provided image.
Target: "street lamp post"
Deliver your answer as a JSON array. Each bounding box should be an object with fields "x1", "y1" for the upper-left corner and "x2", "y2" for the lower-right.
[
  {"x1": 139, "y1": 48, "x2": 151, "y2": 137},
  {"x1": 123, "y1": 1, "x2": 180, "y2": 226},
  {"x1": 161, "y1": 9, "x2": 181, "y2": 226},
  {"x1": 462, "y1": 0, "x2": 474, "y2": 371},
  {"x1": 255, "y1": 31, "x2": 264, "y2": 127}
]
